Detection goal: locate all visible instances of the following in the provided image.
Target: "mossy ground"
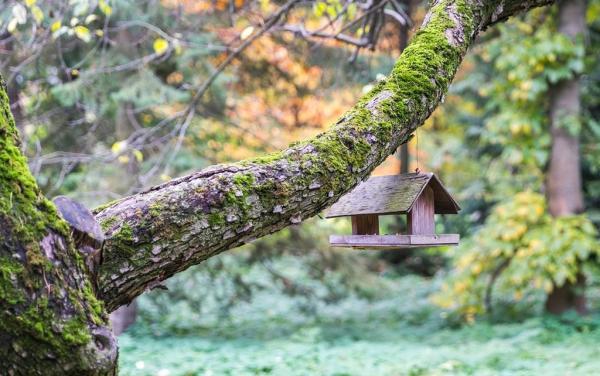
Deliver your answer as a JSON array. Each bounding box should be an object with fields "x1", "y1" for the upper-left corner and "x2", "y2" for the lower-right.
[{"x1": 118, "y1": 275, "x2": 600, "y2": 376}]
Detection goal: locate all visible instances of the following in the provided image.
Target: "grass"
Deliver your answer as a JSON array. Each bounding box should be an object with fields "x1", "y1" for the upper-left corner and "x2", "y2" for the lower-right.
[{"x1": 118, "y1": 275, "x2": 600, "y2": 376}]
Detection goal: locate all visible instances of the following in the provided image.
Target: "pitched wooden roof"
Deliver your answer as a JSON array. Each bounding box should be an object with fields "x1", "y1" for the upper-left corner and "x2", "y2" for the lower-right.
[{"x1": 326, "y1": 173, "x2": 460, "y2": 218}]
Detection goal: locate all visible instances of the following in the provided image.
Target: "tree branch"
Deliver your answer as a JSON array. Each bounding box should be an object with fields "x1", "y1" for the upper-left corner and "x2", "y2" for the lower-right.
[{"x1": 94, "y1": 0, "x2": 555, "y2": 312}]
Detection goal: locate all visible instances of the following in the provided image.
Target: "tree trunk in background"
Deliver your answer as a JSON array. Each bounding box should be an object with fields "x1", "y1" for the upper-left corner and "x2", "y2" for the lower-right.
[{"x1": 545, "y1": 0, "x2": 587, "y2": 315}]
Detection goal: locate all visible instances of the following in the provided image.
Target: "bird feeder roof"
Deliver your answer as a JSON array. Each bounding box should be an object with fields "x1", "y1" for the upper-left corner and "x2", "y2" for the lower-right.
[{"x1": 326, "y1": 173, "x2": 460, "y2": 218}]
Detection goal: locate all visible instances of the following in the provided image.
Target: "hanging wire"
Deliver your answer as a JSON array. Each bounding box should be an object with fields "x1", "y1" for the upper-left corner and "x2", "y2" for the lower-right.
[{"x1": 415, "y1": 128, "x2": 420, "y2": 174}]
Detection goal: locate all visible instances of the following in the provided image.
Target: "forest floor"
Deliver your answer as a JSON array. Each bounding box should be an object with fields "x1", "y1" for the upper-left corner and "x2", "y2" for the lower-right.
[{"x1": 118, "y1": 275, "x2": 600, "y2": 376}]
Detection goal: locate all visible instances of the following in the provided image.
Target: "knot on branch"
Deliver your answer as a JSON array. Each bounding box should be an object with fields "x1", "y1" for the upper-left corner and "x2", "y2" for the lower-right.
[{"x1": 53, "y1": 196, "x2": 105, "y2": 282}]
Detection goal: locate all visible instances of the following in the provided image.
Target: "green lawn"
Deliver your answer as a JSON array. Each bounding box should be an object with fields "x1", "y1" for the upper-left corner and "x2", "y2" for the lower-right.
[{"x1": 118, "y1": 276, "x2": 600, "y2": 376}]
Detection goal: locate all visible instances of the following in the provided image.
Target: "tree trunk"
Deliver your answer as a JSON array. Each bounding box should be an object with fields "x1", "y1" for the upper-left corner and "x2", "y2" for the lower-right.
[
  {"x1": 545, "y1": 0, "x2": 587, "y2": 315},
  {"x1": 0, "y1": 0, "x2": 556, "y2": 372},
  {"x1": 0, "y1": 78, "x2": 117, "y2": 374},
  {"x1": 545, "y1": 272, "x2": 587, "y2": 314}
]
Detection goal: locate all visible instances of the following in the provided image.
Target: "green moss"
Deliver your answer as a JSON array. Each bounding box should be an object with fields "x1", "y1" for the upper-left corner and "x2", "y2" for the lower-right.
[
  {"x1": 0, "y1": 75, "x2": 110, "y2": 365},
  {"x1": 244, "y1": 151, "x2": 285, "y2": 165},
  {"x1": 0, "y1": 258, "x2": 25, "y2": 305},
  {"x1": 208, "y1": 212, "x2": 225, "y2": 227},
  {"x1": 226, "y1": 3, "x2": 476, "y2": 214},
  {"x1": 99, "y1": 216, "x2": 118, "y2": 232},
  {"x1": 233, "y1": 173, "x2": 255, "y2": 187},
  {"x1": 62, "y1": 318, "x2": 93, "y2": 345},
  {"x1": 149, "y1": 202, "x2": 163, "y2": 218},
  {"x1": 93, "y1": 198, "x2": 122, "y2": 214},
  {"x1": 113, "y1": 223, "x2": 134, "y2": 243}
]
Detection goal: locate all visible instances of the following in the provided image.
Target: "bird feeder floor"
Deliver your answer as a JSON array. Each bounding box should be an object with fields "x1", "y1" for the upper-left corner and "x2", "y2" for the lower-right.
[{"x1": 329, "y1": 234, "x2": 459, "y2": 250}]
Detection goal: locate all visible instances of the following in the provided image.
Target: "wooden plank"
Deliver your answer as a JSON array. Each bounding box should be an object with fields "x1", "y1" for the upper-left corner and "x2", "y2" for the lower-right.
[
  {"x1": 427, "y1": 174, "x2": 461, "y2": 214},
  {"x1": 330, "y1": 234, "x2": 459, "y2": 250},
  {"x1": 408, "y1": 185, "x2": 435, "y2": 235},
  {"x1": 351, "y1": 214, "x2": 379, "y2": 235},
  {"x1": 326, "y1": 174, "x2": 429, "y2": 217},
  {"x1": 409, "y1": 234, "x2": 459, "y2": 245},
  {"x1": 326, "y1": 173, "x2": 460, "y2": 218}
]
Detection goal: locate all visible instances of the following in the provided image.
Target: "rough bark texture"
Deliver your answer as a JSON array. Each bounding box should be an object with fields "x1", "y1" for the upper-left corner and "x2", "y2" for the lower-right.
[
  {"x1": 545, "y1": 0, "x2": 587, "y2": 315},
  {"x1": 0, "y1": 78, "x2": 116, "y2": 374},
  {"x1": 94, "y1": 0, "x2": 556, "y2": 312}
]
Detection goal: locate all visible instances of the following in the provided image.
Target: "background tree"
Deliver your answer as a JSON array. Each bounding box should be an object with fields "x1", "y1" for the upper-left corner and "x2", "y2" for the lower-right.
[{"x1": 432, "y1": 0, "x2": 600, "y2": 318}]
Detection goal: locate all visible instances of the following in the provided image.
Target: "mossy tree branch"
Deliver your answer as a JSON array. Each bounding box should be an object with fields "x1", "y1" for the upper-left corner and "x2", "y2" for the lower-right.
[{"x1": 95, "y1": 0, "x2": 555, "y2": 312}]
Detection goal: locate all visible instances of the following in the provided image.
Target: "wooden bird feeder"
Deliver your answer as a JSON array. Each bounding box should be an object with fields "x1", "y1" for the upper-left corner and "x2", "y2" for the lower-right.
[{"x1": 326, "y1": 173, "x2": 460, "y2": 249}]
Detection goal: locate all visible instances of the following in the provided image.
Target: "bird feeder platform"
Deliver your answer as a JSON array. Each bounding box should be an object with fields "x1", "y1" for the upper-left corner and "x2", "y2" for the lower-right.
[{"x1": 326, "y1": 173, "x2": 460, "y2": 250}]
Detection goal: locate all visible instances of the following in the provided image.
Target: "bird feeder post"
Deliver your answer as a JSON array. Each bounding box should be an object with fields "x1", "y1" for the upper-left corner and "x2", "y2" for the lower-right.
[
  {"x1": 407, "y1": 185, "x2": 435, "y2": 235},
  {"x1": 351, "y1": 214, "x2": 379, "y2": 235}
]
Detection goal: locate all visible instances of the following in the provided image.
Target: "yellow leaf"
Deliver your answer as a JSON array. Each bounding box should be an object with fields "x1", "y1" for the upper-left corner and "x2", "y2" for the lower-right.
[
  {"x1": 51, "y1": 20, "x2": 61, "y2": 32},
  {"x1": 99, "y1": 0, "x2": 113, "y2": 16},
  {"x1": 240, "y1": 26, "x2": 254, "y2": 40},
  {"x1": 118, "y1": 155, "x2": 130, "y2": 164},
  {"x1": 25, "y1": 0, "x2": 37, "y2": 6},
  {"x1": 153, "y1": 38, "x2": 169, "y2": 55},
  {"x1": 32, "y1": 6, "x2": 44, "y2": 24},
  {"x1": 7, "y1": 18, "x2": 19, "y2": 33},
  {"x1": 514, "y1": 291, "x2": 523, "y2": 301},
  {"x1": 111, "y1": 141, "x2": 127, "y2": 154},
  {"x1": 85, "y1": 14, "x2": 98, "y2": 24},
  {"x1": 74, "y1": 25, "x2": 91, "y2": 42},
  {"x1": 133, "y1": 149, "x2": 143, "y2": 163}
]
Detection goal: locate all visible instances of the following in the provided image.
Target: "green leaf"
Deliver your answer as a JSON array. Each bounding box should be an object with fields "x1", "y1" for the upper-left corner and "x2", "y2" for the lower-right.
[{"x1": 314, "y1": 2, "x2": 327, "y2": 17}]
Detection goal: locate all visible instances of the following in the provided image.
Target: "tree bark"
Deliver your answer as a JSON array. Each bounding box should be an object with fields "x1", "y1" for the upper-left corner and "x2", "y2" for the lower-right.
[
  {"x1": 545, "y1": 0, "x2": 587, "y2": 315},
  {"x1": 0, "y1": 79, "x2": 117, "y2": 374},
  {"x1": 0, "y1": 0, "x2": 556, "y2": 373},
  {"x1": 93, "y1": 0, "x2": 556, "y2": 312}
]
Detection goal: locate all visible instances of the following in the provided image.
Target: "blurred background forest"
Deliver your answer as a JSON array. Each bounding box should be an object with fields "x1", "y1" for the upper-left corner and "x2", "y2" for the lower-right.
[{"x1": 1, "y1": 0, "x2": 599, "y2": 374}]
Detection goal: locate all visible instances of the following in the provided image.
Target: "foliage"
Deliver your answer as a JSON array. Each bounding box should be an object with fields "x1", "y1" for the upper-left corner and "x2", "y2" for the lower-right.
[
  {"x1": 433, "y1": 192, "x2": 599, "y2": 319},
  {"x1": 404, "y1": 2, "x2": 600, "y2": 319}
]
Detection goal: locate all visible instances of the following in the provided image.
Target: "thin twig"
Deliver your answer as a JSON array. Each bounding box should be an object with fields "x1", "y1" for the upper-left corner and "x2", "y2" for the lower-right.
[{"x1": 484, "y1": 257, "x2": 512, "y2": 314}]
